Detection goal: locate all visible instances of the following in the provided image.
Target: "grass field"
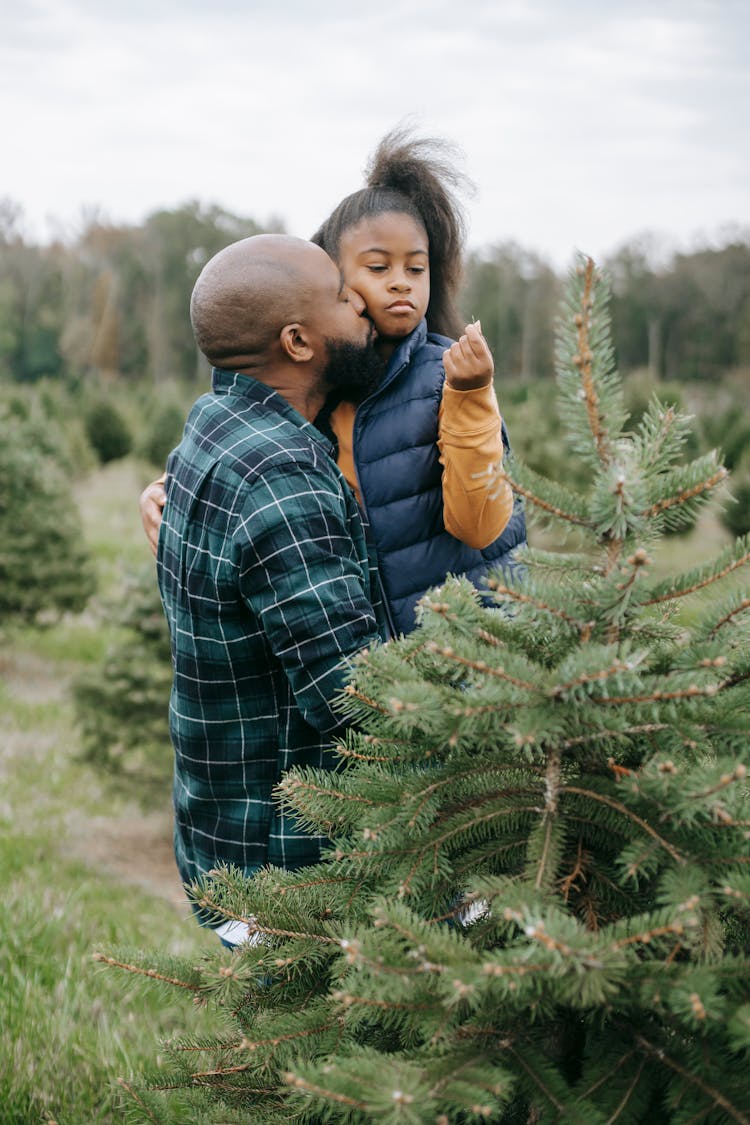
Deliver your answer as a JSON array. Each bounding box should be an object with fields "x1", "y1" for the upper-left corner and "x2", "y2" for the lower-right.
[{"x1": 0, "y1": 446, "x2": 737, "y2": 1124}]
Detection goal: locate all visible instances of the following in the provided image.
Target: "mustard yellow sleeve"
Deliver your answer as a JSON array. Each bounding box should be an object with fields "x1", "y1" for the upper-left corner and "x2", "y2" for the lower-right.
[{"x1": 437, "y1": 382, "x2": 514, "y2": 549}]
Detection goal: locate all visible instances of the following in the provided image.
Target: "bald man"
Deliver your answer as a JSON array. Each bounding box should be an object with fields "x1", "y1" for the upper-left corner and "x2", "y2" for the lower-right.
[{"x1": 157, "y1": 235, "x2": 388, "y2": 944}]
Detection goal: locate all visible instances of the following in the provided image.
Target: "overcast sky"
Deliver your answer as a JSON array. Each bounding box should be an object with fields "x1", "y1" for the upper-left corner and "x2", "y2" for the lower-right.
[{"x1": 3, "y1": 0, "x2": 749, "y2": 268}]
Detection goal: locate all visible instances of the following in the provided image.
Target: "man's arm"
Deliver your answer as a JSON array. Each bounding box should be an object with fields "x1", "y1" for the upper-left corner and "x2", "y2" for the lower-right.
[
  {"x1": 234, "y1": 463, "x2": 381, "y2": 733},
  {"x1": 438, "y1": 322, "x2": 514, "y2": 549}
]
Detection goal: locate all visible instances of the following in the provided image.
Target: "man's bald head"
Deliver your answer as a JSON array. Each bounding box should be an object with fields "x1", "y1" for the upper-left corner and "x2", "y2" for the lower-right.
[{"x1": 190, "y1": 234, "x2": 337, "y2": 366}]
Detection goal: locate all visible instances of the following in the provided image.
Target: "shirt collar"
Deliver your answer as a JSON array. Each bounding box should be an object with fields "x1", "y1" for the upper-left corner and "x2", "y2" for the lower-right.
[{"x1": 211, "y1": 367, "x2": 334, "y2": 456}]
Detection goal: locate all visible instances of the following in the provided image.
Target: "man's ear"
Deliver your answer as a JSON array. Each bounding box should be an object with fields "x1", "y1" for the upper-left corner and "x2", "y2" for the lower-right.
[{"x1": 279, "y1": 323, "x2": 314, "y2": 363}]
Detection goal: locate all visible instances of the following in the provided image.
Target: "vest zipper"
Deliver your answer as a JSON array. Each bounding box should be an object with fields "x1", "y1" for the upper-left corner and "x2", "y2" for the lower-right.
[{"x1": 352, "y1": 389, "x2": 404, "y2": 642}]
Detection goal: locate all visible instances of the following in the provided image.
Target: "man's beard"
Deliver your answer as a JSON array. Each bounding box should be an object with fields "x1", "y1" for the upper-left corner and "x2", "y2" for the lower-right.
[{"x1": 322, "y1": 336, "x2": 386, "y2": 403}]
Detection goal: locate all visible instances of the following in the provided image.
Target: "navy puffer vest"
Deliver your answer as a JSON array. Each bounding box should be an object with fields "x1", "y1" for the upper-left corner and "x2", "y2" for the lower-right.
[{"x1": 351, "y1": 320, "x2": 527, "y2": 636}]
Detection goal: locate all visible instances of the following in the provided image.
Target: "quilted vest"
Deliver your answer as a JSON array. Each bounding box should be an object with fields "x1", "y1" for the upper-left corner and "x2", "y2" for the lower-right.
[{"x1": 352, "y1": 320, "x2": 527, "y2": 636}]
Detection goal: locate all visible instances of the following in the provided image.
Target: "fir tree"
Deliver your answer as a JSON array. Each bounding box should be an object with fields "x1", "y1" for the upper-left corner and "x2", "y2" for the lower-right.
[
  {"x1": 73, "y1": 563, "x2": 173, "y2": 796},
  {"x1": 0, "y1": 404, "x2": 93, "y2": 627},
  {"x1": 103, "y1": 258, "x2": 750, "y2": 1124}
]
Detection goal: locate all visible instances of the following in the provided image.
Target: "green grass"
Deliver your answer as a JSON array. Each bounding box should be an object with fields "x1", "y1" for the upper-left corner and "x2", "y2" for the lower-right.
[
  {"x1": 74, "y1": 458, "x2": 160, "y2": 593},
  {"x1": 0, "y1": 456, "x2": 219, "y2": 1125},
  {"x1": 11, "y1": 619, "x2": 124, "y2": 666},
  {"x1": 0, "y1": 834, "x2": 217, "y2": 1124}
]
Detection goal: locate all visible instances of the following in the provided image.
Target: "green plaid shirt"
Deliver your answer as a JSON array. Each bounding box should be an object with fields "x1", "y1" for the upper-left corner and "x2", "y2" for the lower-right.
[{"x1": 157, "y1": 368, "x2": 386, "y2": 893}]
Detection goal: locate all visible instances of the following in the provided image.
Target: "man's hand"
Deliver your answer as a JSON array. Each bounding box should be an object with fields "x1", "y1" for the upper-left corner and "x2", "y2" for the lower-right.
[
  {"x1": 443, "y1": 321, "x2": 494, "y2": 391},
  {"x1": 140, "y1": 475, "x2": 166, "y2": 557}
]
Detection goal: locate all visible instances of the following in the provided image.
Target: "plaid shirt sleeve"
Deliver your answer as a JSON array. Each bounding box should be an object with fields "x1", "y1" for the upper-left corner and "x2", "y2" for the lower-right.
[{"x1": 232, "y1": 460, "x2": 380, "y2": 732}]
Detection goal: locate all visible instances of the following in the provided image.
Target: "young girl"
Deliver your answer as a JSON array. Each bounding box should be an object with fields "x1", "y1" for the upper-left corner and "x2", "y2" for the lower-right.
[{"x1": 140, "y1": 128, "x2": 526, "y2": 636}]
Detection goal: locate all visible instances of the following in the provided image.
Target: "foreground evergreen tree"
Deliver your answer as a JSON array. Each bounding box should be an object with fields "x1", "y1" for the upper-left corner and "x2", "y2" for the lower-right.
[{"x1": 104, "y1": 258, "x2": 750, "y2": 1124}]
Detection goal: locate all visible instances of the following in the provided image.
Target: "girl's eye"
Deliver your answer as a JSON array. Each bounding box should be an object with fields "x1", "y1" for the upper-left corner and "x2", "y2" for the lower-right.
[
  {"x1": 408, "y1": 267, "x2": 425, "y2": 275},
  {"x1": 366, "y1": 264, "x2": 387, "y2": 273}
]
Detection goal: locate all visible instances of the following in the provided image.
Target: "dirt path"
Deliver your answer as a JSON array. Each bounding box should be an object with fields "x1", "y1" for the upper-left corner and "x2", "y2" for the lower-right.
[
  {"x1": 65, "y1": 806, "x2": 186, "y2": 908},
  {"x1": 2, "y1": 644, "x2": 186, "y2": 911}
]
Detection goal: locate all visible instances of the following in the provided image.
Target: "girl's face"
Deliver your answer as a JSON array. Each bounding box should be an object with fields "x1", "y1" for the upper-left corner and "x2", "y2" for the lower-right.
[{"x1": 337, "y1": 212, "x2": 429, "y2": 354}]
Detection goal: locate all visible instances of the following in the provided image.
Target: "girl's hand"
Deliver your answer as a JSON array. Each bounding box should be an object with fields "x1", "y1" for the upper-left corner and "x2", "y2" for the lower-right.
[
  {"x1": 140, "y1": 475, "x2": 166, "y2": 557},
  {"x1": 442, "y1": 321, "x2": 494, "y2": 391}
]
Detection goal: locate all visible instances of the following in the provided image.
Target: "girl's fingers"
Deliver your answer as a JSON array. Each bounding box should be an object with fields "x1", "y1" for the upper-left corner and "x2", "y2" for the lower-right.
[
  {"x1": 444, "y1": 324, "x2": 494, "y2": 381},
  {"x1": 464, "y1": 323, "x2": 489, "y2": 355},
  {"x1": 458, "y1": 335, "x2": 491, "y2": 369}
]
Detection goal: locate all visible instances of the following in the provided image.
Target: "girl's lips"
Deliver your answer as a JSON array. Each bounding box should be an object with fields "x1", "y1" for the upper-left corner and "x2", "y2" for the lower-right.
[{"x1": 386, "y1": 301, "x2": 415, "y2": 311}]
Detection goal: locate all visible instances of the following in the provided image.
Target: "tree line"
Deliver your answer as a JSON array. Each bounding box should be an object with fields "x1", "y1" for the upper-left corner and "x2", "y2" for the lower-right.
[{"x1": 2, "y1": 197, "x2": 749, "y2": 386}]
